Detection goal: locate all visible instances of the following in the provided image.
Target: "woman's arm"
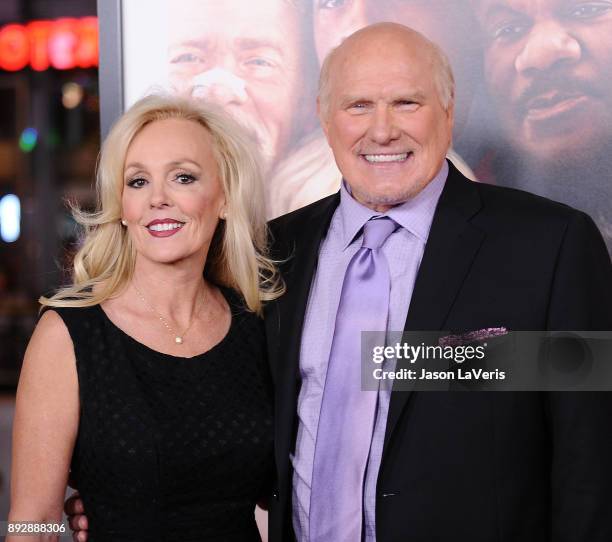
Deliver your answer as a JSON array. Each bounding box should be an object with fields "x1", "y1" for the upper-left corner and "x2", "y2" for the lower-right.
[{"x1": 8, "y1": 310, "x2": 79, "y2": 541}]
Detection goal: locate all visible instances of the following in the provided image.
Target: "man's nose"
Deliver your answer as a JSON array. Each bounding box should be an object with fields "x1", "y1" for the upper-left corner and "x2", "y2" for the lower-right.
[
  {"x1": 515, "y1": 21, "x2": 581, "y2": 74},
  {"x1": 190, "y1": 67, "x2": 248, "y2": 105},
  {"x1": 368, "y1": 105, "x2": 400, "y2": 145}
]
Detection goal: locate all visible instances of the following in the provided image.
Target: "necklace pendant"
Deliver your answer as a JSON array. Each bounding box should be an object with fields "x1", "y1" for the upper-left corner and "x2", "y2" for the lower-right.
[{"x1": 175, "y1": 336, "x2": 183, "y2": 345}]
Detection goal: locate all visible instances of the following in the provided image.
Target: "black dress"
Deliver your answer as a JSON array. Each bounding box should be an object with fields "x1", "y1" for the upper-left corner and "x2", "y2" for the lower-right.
[{"x1": 53, "y1": 288, "x2": 274, "y2": 541}]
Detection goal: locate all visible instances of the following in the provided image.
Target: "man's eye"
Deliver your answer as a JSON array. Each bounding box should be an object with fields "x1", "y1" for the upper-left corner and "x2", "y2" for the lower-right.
[
  {"x1": 175, "y1": 173, "x2": 196, "y2": 184},
  {"x1": 348, "y1": 104, "x2": 367, "y2": 113},
  {"x1": 319, "y1": 0, "x2": 347, "y2": 9},
  {"x1": 396, "y1": 100, "x2": 419, "y2": 110},
  {"x1": 170, "y1": 52, "x2": 203, "y2": 64},
  {"x1": 492, "y1": 22, "x2": 529, "y2": 40},
  {"x1": 127, "y1": 178, "x2": 147, "y2": 188},
  {"x1": 245, "y1": 57, "x2": 275, "y2": 68},
  {"x1": 569, "y1": 2, "x2": 612, "y2": 19}
]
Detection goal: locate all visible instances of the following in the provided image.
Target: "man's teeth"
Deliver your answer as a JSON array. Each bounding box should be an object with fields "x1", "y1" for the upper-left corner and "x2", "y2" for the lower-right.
[
  {"x1": 148, "y1": 223, "x2": 184, "y2": 232},
  {"x1": 364, "y1": 153, "x2": 409, "y2": 163}
]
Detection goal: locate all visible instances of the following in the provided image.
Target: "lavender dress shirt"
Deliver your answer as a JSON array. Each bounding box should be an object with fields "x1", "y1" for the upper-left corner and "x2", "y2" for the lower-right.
[{"x1": 291, "y1": 161, "x2": 448, "y2": 541}]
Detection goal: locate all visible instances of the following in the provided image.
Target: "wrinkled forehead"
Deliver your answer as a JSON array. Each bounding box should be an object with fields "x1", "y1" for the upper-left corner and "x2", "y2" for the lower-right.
[
  {"x1": 472, "y1": 0, "x2": 562, "y2": 20},
  {"x1": 332, "y1": 34, "x2": 435, "y2": 84}
]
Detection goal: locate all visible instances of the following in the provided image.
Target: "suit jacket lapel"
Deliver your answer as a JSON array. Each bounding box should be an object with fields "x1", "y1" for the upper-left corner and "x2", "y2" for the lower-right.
[
  {"x1": 268, "y1": 193, "x2": 340, "y2": 489},
  {"x1": 383, "y1": 164, "x2": 485, "y2": 455}
]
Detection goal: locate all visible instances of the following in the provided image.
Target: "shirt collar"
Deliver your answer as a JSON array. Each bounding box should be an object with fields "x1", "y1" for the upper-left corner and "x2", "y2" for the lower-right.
[{"x1": 338, "y1": 159, "x2": 449, "y2": 250}]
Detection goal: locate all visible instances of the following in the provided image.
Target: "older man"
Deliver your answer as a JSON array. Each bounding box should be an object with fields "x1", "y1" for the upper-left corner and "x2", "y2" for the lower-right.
[
  {"x1": 269, "y1": 0, "x2": 481, "y2": 218},
  {"x1": 473, "y1": 0, "x2": 612, "y2": 251},
  {"x1": 68, "y1": 22, "x2": 612, "y2": 542},
  {"x1": 167, "y1": 0, "x2": 318, "y2": 216},
  {"x1": 265, "y1": 22, "x2": 612, "y2": 541}
]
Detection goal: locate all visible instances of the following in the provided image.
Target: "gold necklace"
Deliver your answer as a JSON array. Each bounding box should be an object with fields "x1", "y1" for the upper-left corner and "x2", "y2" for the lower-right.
[{"x1": 132, "y1": 282, "x2": 206, "y2": 345}]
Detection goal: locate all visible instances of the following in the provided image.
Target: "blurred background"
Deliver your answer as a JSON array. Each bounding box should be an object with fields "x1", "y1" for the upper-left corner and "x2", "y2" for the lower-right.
[
  {"x1": 1, "y1": 0, "x2": 611, "y2": 529},
  {"x1": 0, "y1": 0, "x2": 98, "y2": 520}
]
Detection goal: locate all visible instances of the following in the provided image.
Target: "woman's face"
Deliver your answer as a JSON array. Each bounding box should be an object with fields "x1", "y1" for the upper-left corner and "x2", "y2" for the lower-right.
[{"x1": 121, "y1": 118, "x2": 226, "y2": 267}]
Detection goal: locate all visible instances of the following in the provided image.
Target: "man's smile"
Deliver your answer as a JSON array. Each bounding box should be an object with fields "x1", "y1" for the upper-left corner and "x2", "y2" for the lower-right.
[
  {"x1": 523, "y1": 90, "x2": 590, "y2": 123},
  {"x1": 362, "y1": 152, "x2": 411, "y2": 163}
]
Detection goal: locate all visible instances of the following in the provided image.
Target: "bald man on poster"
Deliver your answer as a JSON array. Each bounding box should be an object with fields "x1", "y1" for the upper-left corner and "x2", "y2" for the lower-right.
[{"x1": 67, "y1": 22, "x2": 612, "y2": 542}]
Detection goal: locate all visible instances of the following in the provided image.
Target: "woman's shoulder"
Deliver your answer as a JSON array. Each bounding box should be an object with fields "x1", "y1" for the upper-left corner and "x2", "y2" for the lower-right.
[
  {"x1": 35, "y1": 309, "x2": 73, "y2": 342},
  {"x1": 39, "y1": 304, "x2": 102, "y2": 344},
  {"x1": 24, "y1": 310, "x2": 78, "y2": 373}
]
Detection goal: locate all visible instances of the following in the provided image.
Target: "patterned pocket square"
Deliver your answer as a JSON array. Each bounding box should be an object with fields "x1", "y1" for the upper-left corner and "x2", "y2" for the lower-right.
[{"x1": 438, "y1": 327, "x2": 508, "y2": 347}]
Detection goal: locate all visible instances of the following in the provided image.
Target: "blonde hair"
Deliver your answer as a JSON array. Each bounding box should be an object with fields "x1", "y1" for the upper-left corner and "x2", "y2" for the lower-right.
[{"x1": 41, "y1": 94, "x2": 284, "y2": 315}]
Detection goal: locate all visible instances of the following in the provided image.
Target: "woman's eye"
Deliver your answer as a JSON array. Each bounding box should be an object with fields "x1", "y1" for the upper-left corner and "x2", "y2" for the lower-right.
[
  {"x1": 175, "y1": 173, "x2": 196, "y2": 184},
  {"x1": 127, "y1": 178, "x2": 147, "y2": 188}
]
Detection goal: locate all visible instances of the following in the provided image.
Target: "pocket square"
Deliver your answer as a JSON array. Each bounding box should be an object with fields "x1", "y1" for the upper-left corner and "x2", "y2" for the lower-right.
[{"x1": 438, "y1": 327, "x2": 508, "y2": 347}]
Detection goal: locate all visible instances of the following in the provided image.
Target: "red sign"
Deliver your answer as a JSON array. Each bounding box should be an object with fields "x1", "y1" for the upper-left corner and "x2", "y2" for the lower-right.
[{"x1": 0, "y1": 17, "x2": 98, "y2": 72}]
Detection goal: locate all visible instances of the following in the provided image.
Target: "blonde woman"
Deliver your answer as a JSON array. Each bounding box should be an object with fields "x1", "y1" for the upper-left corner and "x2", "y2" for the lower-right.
[{"x1": 9, "y1": 95, "x2": 283, "y2": 541}]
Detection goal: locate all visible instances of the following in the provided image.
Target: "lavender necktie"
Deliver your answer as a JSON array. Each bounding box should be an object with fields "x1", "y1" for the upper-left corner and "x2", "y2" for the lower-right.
[{"x1": 309, "y1": 217, "x2": 398, "y2": 541}]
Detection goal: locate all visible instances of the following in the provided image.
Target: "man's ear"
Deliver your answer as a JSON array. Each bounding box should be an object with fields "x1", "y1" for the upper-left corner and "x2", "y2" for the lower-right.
[
  {"x1": 317, "y1": 96, "x2": 330, "y2": 141},
  {"x1": 446, "y1": 101, "x2": 455, "y2": 146}
]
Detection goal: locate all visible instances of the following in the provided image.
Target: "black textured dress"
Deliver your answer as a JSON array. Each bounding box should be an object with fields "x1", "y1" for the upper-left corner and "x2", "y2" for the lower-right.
[{"x1": 53, "y1": 288, "x2": 274, "y2": 541}]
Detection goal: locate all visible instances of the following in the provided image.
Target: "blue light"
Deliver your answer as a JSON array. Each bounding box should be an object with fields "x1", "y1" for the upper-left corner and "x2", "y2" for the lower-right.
[
  {"x1": 0, "y1": 194, "x2": 21, "y2": 242},
  {"x1": 19, "y1": 127, "x2": 38, "y2": 153}
]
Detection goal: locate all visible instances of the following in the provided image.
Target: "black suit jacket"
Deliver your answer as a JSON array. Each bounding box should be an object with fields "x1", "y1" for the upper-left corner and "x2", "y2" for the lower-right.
[{"x1": 264, "y1": 161, "x2": 612, "y2": 542}]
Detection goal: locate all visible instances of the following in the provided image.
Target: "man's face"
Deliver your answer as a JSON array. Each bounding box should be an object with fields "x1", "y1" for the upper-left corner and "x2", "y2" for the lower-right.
[
  {"x1": 475, "y1": 0, "x2": 612, "y2": 162},
  {"x1": 313, "y1": 0, "x2": 479, "y2": 133},
  {"x1": 167, "y1": 0, "x2": 311, "y2": 171},
  {"x1": 320, "y1": 31, "x2": 454, "y2": 212}
]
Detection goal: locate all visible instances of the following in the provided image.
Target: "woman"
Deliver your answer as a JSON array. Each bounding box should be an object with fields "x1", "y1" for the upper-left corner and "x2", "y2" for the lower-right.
[{"x1": 9, "y1": 94, "x2": 283, "y2": 541}]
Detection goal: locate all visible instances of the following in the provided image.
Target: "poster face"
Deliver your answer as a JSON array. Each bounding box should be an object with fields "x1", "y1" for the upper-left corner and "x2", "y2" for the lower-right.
[{"x1": 120, "y1": 0, "x2": 612, "y2": 252}]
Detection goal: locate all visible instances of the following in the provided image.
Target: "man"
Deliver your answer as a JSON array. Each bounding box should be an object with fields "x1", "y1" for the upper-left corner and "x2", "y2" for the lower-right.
[
  {"x1": 68, "y1": 22, "x2": 612, "y2": 541},
  {"x1": 167, "y1": 0, "x2": 319, "y2": 213},
  {"x1": 312, "y1": 0, "x2": 481, "y2": 139},
  {"x1": 269, "y1": 0, "x2": 482, "y2": 218},
  {"x1": 265, "y1": 23, "x2": 612, "y2": 541},
  {"x1": 472, "y1": 0, "x2": 612, "y2": 251}
]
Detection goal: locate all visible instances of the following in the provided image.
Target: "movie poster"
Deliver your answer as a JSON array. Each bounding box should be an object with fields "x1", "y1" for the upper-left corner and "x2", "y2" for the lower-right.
[{"x1": 118, "y1": 0, "x2": 612, "y2": 253}]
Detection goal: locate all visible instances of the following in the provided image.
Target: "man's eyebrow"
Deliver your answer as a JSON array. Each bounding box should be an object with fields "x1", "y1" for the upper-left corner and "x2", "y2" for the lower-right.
[
  {"x1": 235, "y1": 37, "x2": 284, "y2": 55},
  {"x1": 338, "y1": 95, "x2": 372, "y2": 107},
  {"x1": 480, "y1": 3, "x2": 523, "y2": 24},
  {"x1": 394, "y1": 90, "x2": 427, "y2": 102},
  {"x1": 339, "y1": 90, "x2": 427, "y2": 107},
  {"x1": 168, "y1": 39, "x2": 210, "y2": 51}
]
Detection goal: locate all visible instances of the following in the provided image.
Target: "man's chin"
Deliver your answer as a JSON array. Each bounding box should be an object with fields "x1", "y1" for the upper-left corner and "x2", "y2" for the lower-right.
[
  {"x1": 352, "y1": 187, "x2": 422, "y2": 212},
  {"x1": 515, "y1": 135, "x2": 600, "y2": 169}
]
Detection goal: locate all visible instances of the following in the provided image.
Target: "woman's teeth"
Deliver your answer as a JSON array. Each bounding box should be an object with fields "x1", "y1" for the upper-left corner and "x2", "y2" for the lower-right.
[{"x1": 148, "y1": 223, "x2": 184, "y2": 232}]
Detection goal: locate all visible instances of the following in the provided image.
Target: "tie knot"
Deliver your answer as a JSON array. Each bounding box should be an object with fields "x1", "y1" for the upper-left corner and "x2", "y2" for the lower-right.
[{"x1": 362, "y1": 217, "x2": 397, "y2": 250}]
